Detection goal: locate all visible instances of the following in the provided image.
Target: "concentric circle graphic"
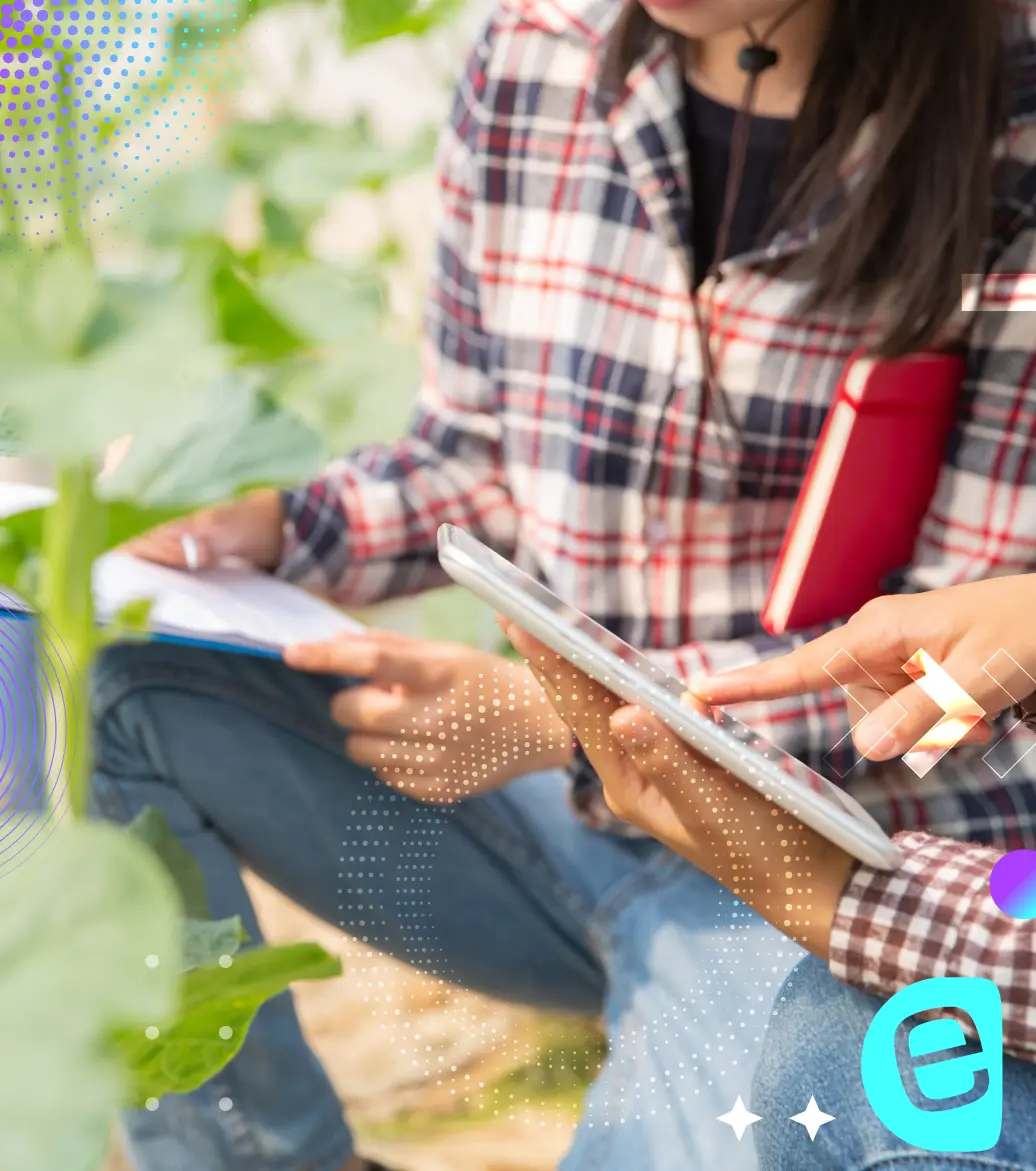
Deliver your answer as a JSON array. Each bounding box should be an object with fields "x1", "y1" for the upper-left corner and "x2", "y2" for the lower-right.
[{"x1": 0, "y1": 585, "x2": 75, "y2": 876}]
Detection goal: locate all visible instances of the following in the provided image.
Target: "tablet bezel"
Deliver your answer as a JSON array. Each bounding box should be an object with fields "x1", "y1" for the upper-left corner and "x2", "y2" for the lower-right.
[{"x1": 437, "y1": 524, "x2": 902, "y2": 871}]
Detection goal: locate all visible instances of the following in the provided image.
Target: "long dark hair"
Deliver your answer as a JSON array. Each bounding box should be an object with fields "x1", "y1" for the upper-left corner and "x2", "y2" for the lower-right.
[{"x1": 619, "y1": 1, "x2": 1010, "y2": 357}]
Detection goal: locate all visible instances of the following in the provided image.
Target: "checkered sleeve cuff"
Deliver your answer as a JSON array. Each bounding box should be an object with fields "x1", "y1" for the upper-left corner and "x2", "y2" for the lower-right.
[
  {"x1": 829, "y1": 831, "x2": 1036, "y2": 1061},
  {"x1": 275, "y1": 483, "x2": 349, "y2": 592}
]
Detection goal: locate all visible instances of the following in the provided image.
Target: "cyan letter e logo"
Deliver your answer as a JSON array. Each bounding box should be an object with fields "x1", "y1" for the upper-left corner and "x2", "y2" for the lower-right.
[{"x1": 861, "y1": 978, "x2": 1003, "y2": 1152}]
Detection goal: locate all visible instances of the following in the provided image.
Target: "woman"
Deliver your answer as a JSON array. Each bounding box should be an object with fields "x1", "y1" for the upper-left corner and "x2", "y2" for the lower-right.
[
  {"x1": 104, "y1": 2, "x2": 1036, "y2": 1169},
  {"x1": 500, "y1": 570, "x2": 1036, "y2": 1168}
]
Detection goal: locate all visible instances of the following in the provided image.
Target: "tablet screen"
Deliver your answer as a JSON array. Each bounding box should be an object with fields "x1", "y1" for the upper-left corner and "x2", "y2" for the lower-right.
[{"x1": 444, "y1": 527, "x2": 866, "y2": 817}]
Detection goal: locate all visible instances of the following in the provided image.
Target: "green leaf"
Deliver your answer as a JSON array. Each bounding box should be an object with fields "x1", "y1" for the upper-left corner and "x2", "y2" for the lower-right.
[
  {"x1": 0, "y1": 501, "x2": 188, "y2": 592},
  {"x1": 0, "y1": 279, "x2": 226, "y2": 462},
  {"x1": 28, "y1": 246, "x2": 102, "y2": 359},
  {"x1": 112, "y1": 597, "x2": 155, "y2": 634},
  {"x1": 257, "y1": 261, "x2": 384, "y2": 346},
  {"x1": 125, "y1": 807, "x2": 211, "y2": 920},
  {"x1": 341, "y1": 0, "x2": 464, "y2": 49},
  {"x1": 260, "y1": 199, "x2": 309, "y2": 251},
  {"x1": 136, "y1": 168, "x2": 240, "y2": 246},
  {"x1": 276, "y1": 332, "x2": 419, "y2": 452},
  {"x1": 114, "y1": 942, "x2": 342, "y2": 1106},
  {"x1": 212, "y1": 253, "x2": 308, "y2": 360},
  {"x1": 98, "y1": 379, "x2": 325, "y2": 508},
  {"x1": 263, "y1": 124, "x2": 437, "y2": 207},
  {"x1": 0, "y1": 819, "x2": 180, "y2": 1171},
  {"x1": 181, "y1": 917, "x2": 248, "y2": 972}
]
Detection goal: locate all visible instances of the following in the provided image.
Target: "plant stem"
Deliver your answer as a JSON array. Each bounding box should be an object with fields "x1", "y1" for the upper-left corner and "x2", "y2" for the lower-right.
[
  {"x1": 40, "y1": 462, "x2": 105, "y2": 818},
  {"x1": 55, "y1": 48, "x2": 83, "y2": 245}
]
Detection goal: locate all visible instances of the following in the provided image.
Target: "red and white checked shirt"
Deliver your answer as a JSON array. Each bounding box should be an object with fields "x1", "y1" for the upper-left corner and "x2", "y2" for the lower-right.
[
  {"x1": 834, "y1": 833, "x2": 1036, "y2": 1063},
  {"x1": 278, "y1": 0, "x2": 1036, "y2": 1045}
]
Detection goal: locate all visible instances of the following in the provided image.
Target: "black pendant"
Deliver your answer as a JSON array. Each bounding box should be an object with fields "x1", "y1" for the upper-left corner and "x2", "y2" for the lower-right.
[{"x1": 737, "y1": 43, "x2": 780, "y2": 75}]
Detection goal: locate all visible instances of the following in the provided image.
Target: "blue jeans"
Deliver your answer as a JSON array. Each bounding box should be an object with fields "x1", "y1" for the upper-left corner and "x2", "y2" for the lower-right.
[
  {"x1": 753, "y1": 955, "x2": 1036, "y2": 1170},
  {"x1": 92, "y1": 642, "x2": 804, "y2": 1171}
]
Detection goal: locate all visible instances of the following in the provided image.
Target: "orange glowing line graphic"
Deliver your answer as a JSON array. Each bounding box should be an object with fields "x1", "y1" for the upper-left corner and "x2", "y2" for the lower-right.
[{"x1": 900, "y1": 650, "x2": 985, "y2": 778}]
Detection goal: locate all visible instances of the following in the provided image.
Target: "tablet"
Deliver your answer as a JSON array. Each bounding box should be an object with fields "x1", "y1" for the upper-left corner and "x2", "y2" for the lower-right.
[{"x1": 437, "y1": 524, "x2": 902, "y2": 871}]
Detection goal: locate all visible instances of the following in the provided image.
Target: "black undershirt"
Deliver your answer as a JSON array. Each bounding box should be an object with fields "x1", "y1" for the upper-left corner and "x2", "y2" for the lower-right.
[{"x1": 684, "y1": 81, "x2": 793, "y2": 287}]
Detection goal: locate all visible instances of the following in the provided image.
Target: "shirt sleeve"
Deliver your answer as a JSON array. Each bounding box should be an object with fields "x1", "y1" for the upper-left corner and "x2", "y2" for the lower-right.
[
  {"x1": 275, "y1": 21, "x2": 517, "y2": 604},
  {"x1": 830, "y1": 831, "x2": 1036, "y2": 1063}
]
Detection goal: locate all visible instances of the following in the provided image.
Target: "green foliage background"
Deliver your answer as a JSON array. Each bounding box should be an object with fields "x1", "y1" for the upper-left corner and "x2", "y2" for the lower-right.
[{"x1": 0, "y1": 3, "x2": 506, "y2": 1166}]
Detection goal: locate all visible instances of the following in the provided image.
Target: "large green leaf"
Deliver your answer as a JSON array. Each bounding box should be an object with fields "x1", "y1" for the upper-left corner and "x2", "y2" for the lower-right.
[
  {"x1": 257, "y1": 261, "x2": 384, "y2": 346},
  {"x1": 212, "y1": 250, "x2": 309, "y2": 361},
  {"x1": 0, "y1": 819, "x2": 180, "y2": 1171},
  {"x1": 114, "y1": 942, "x2": 342, "y2": 1106},
  {"x1": 341, "y1": 0, "x2": 465, "y2": 49},
  {"x1": 0, "y1": 279, "x2": 226, "y2": 462},
  {"x1": 28, "y1": 247, "x2": 102, "y2": 359},
  {"x1": 98, "y1": 379, "x2": 325, "y2": 508},
  {"x1": 275, "y1": 332, "x2": 419, "y2": 452},
  {"x1": 263, "y1": 124, "x2": 437, "y2": 207}
]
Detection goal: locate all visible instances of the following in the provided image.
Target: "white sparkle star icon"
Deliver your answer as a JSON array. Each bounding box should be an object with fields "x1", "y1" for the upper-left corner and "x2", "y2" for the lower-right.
[
  {"x1": 717, "y1": 1096, "x2": 762, "y2": 1141},
  {"x1": 790, "y1": 1095, "x2": 835, "y2": 1141}
]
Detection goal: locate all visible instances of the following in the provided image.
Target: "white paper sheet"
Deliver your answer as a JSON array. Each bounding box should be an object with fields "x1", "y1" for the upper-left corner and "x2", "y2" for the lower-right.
[{"x1": 94, "y1": 552, "x2": 364, "y2": 650}]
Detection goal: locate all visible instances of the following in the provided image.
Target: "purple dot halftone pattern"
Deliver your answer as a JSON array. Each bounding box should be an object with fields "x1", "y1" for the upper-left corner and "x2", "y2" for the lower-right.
[
  {"x1": 0, "y1": 585, "x2": 75, "y2": 876},
  {"x1": 1, "y1": 0, "x2": 232, "y2": 238}
]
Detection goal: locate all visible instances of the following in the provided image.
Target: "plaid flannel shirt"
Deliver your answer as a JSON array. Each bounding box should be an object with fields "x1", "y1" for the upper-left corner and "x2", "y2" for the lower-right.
[
  {"x1": 833, "y1": 832, "x2": 1036, "y2": 1063},
  {"x1": 279, "y1": 0, "x2": 1036, "y2": 1005}
]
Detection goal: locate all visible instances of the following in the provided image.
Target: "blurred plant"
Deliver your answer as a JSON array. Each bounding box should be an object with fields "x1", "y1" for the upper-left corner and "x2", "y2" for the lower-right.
[{"x1": 0, "y1": 1, "x2": 469, "y2": 1166}]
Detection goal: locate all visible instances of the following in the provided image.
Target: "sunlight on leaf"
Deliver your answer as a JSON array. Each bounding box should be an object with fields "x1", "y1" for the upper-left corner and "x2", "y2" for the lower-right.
[{"x1": 341, "y1": 0, "x2": 465, "y2": 50}]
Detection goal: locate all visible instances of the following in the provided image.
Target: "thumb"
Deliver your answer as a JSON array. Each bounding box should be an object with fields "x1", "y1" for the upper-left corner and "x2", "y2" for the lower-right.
[{"x1": 610, "y1": 706, "x2": 710, "y2": 785}]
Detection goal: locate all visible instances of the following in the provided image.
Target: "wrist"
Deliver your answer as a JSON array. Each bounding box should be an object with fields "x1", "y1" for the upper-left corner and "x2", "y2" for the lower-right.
[
  {"x1": 726, "y1": 825, "x2": 855, "y2": 963},
  {"x1": 247, "y1": 488, "x2": 286, "y2": 571}
]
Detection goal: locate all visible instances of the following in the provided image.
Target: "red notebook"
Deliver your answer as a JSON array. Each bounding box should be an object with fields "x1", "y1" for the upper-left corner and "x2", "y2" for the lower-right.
[{"x1": 760, "y1": 350, "x2": 965, "y2": 636}]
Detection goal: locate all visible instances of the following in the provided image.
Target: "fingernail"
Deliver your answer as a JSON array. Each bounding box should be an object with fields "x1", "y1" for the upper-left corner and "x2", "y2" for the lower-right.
[
  {"x1": 857, "y1": 718, "x2": 899, "y2": 759},
  {"x1": 690, "y1": 674, "x2": 718, "y2": 700}
]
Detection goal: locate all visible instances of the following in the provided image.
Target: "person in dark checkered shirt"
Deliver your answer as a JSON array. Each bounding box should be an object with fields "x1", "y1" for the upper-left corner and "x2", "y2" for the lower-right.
[
  {"x1": 500, "y1": 572, "x2": 1036, "y2": 1166},
  {"x1": 104, "y1": 2, "x2": 1036, "y2": 1169}
]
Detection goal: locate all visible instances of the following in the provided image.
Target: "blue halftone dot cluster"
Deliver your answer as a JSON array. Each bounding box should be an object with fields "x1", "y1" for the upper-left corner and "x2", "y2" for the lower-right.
[{"x1": 0, "y1": 0, "x2": 237, "y2": 238}]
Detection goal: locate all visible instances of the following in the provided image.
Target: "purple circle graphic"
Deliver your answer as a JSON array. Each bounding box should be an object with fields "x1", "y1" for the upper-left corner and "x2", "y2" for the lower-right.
[
  {"x1": 990, "y1": 850, "x2": 1036, "y2": 920},
  {"x1": 0, "y1": 583, "x2": 75, "y2": 877}
]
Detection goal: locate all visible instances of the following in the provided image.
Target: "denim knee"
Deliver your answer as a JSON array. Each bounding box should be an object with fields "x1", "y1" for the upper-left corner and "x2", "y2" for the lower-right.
[{"x1": 751, "y1": 954, "x2": 872, "y2": 1170}]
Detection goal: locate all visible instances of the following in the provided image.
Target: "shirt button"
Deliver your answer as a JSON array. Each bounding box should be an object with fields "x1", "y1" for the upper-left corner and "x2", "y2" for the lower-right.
[{"x1": 646, "y1": 517, "x2": 669, "y2": 544}]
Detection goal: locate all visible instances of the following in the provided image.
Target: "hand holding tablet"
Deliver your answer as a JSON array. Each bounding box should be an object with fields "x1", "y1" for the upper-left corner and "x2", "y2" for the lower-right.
[{"x1": 437, "y1": 523, "x2": 901, "y2": 870}]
